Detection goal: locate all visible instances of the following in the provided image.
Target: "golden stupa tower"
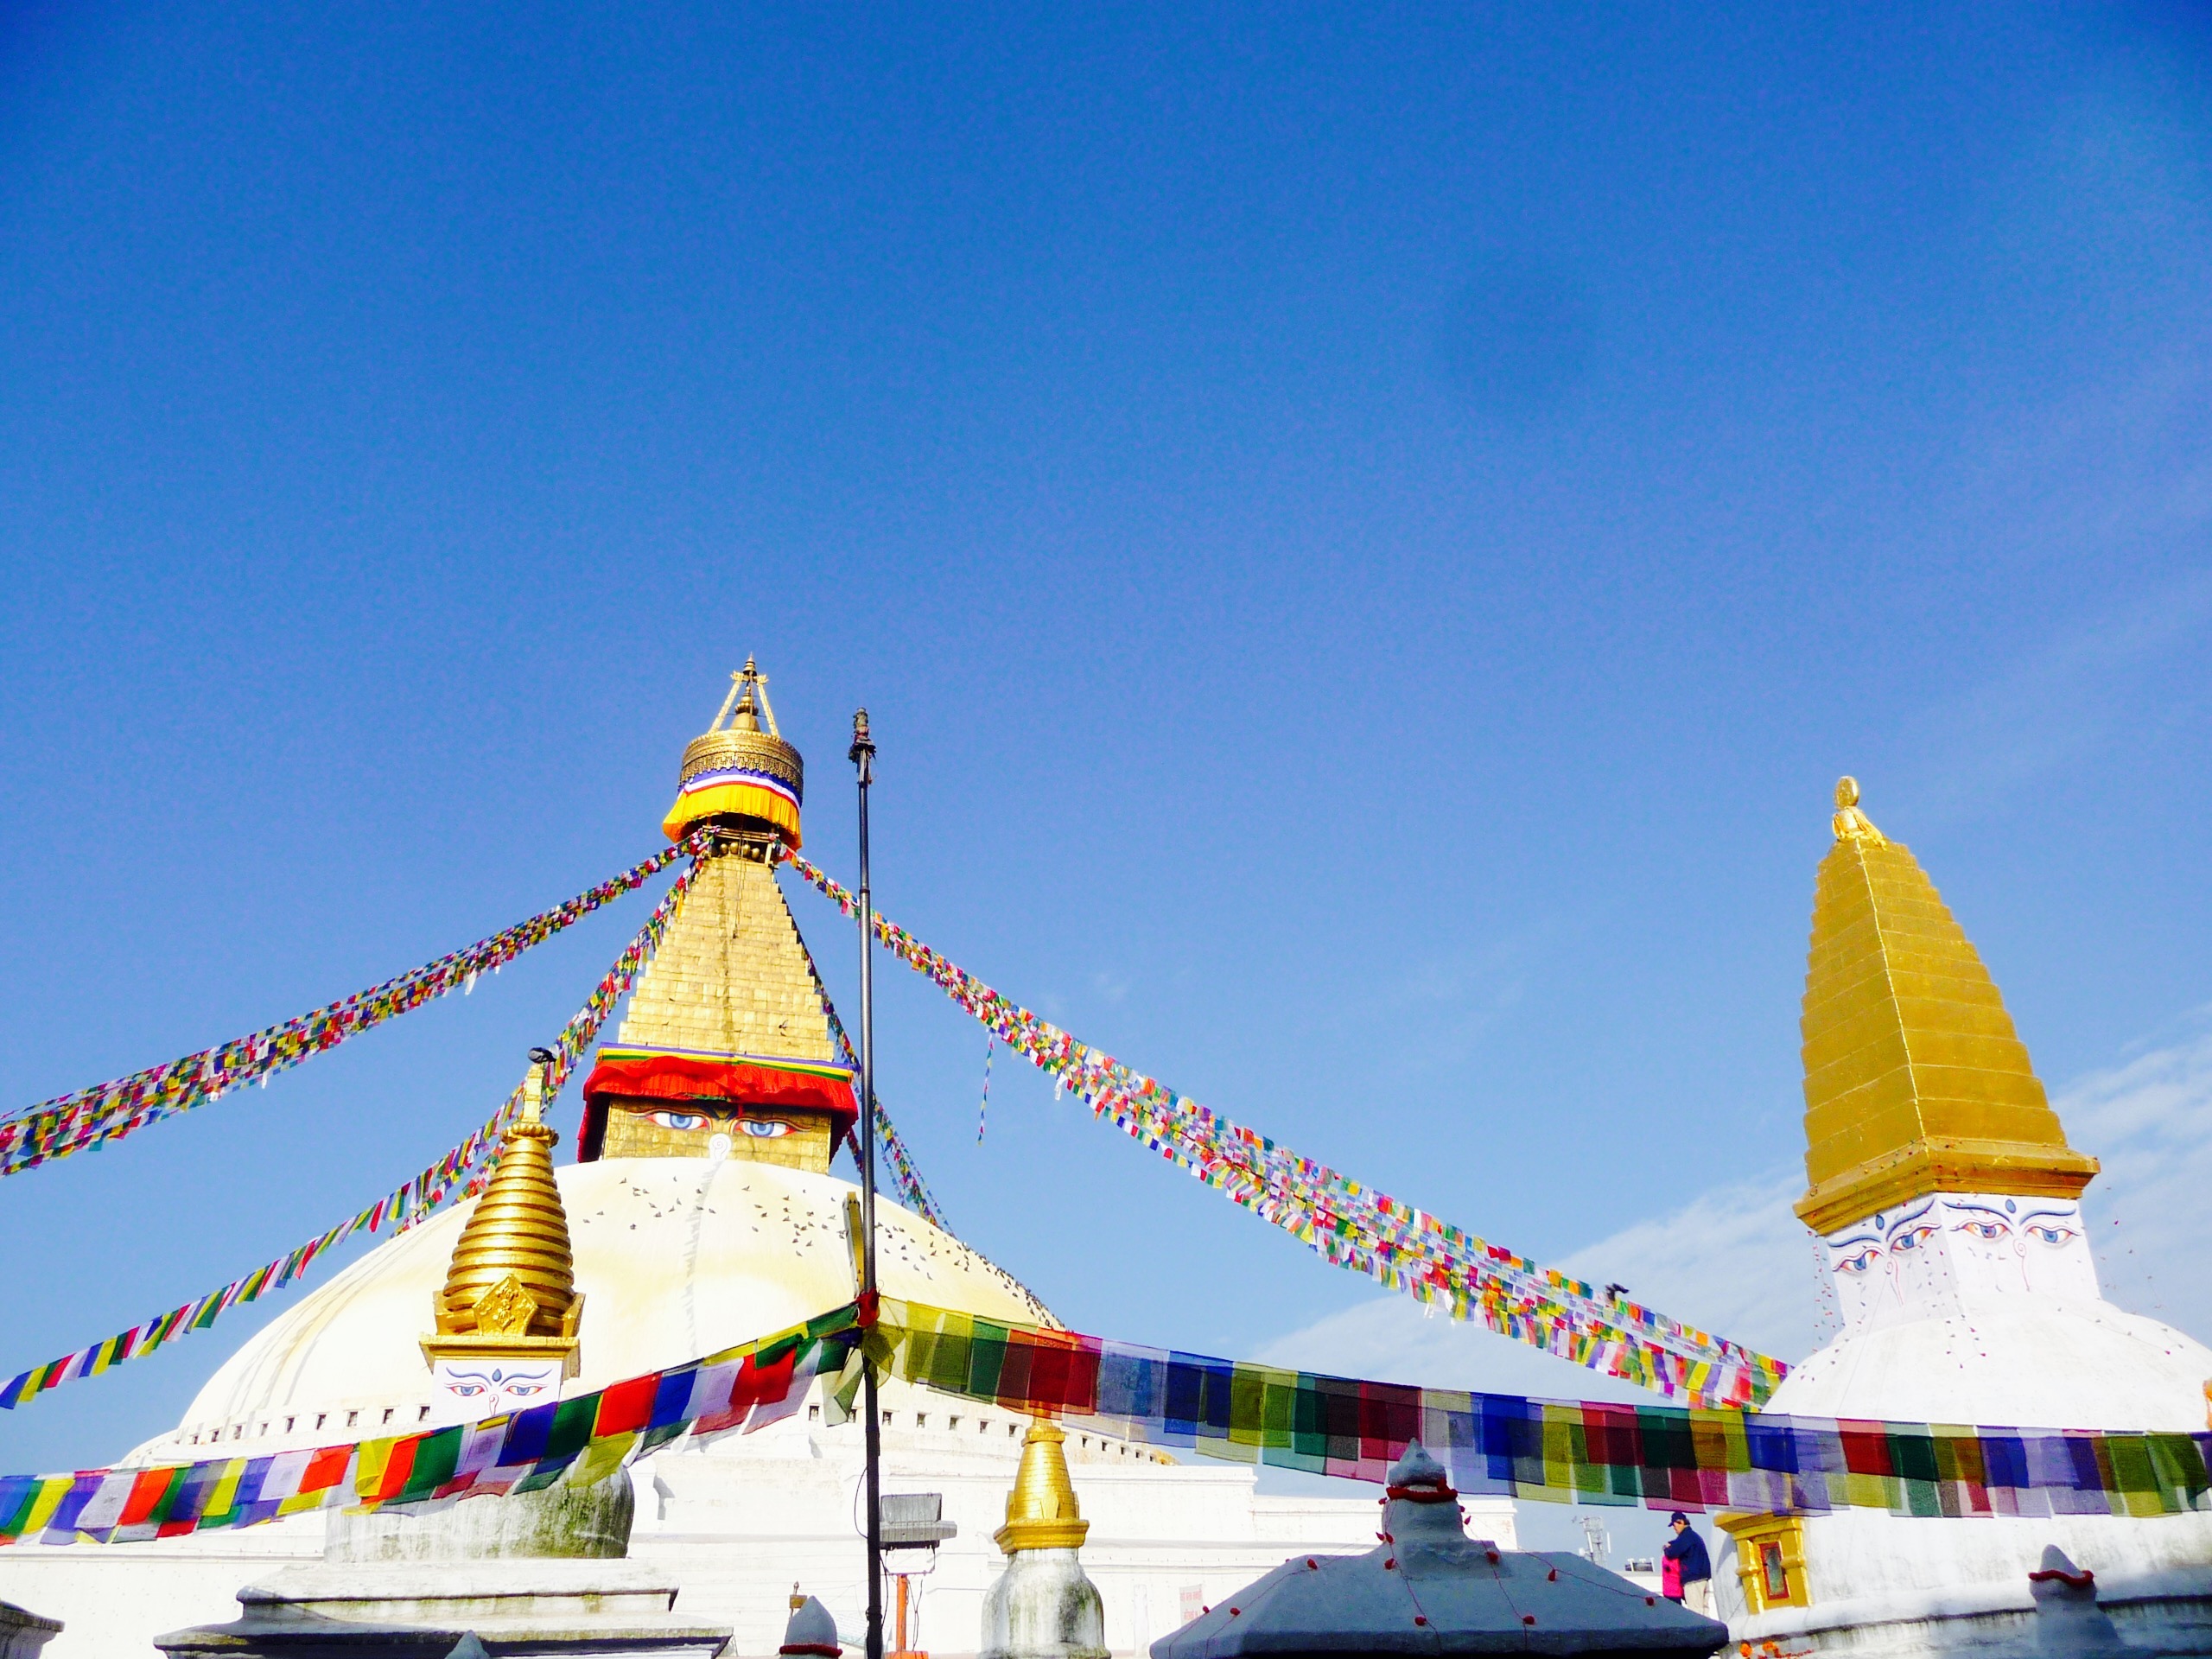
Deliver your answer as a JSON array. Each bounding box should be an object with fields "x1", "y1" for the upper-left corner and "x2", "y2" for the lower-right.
[
  {"x1": 981, "y1": 1419, "x2": 1109, "y2": 1659},
  {"x1": 419, "y1": 1060, "x2": 584, "y2": 1422},
  {"x1": 579, "y1": 661, "x2": 860, "y2": 1170},
  {"x1": 1794, "y1": 776, "x2": 2098, "y2": 1234},
  {"x1": 995, "y1": 1419, "x2": 1090, "y2": 1554},
  {"x1": 1716, "y1": 780, "x2": 2212, "y2": 1644}
]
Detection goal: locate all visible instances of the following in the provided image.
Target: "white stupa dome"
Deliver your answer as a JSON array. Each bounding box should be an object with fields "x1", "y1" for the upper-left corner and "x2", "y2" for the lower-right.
[
  {"x1": 1765, "y1": 1302, "x2": 2212, "y2": 1431},
  {"x1": 131, "y1": 1157, "x2": 1052, "y2": 1466}
]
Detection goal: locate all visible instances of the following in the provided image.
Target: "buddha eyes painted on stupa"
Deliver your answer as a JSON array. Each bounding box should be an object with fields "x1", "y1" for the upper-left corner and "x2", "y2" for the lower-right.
[
  {"x1": 1942, "y1": 1200, "x2": 2080, "y2": 1250},
  {"x1": 429, "y1": 1359, "x2": 563, "y2": 1420},
  {"x1": 640, "y1": 1106, "x2": 795, "y2": 1138},
  {"x1": 596, "y1": 1096, "x2": 834, "y2": 1168},
  {"x1": 1823, "y1": 1192, "x2": 2102, "y2": 1331},
  {"x1": 1889, "y1": 1223, "x2": 1938, "y2": 1254}
]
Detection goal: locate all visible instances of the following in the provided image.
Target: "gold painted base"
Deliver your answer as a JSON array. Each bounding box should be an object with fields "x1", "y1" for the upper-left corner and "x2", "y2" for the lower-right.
[
  {"x1": 419, "y1": 1332, "x2": 582, "y2": 1379},
  {"x1": 1796, "y1": 1139, "x2": 2098, "y2": 1234},
  {"x1": 993, "y1": 1518, "x2": 1090, "y2": 1552}
]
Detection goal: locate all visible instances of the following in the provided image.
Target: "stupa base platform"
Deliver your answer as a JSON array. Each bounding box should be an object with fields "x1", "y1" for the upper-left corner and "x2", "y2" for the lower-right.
[
  {"x1": 1735, "y1": 1593, "x2": 2212, "y2": 1659},
  {"x1": 1732, "y1": 1567, "x2": 2212, "y2": 1659},
  {"x1": 0, "y1": 1599, "x2": 62, "y2": 1659},
  {"x1": 152, "y1": 1557, "x2": 730, "y2": 1658},
  {"x1": 1721, "y1": 1510, "x2": 2212, "y2": 1659}
]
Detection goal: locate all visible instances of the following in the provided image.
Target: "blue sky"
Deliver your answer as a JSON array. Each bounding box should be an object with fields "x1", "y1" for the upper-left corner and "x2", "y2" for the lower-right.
[{"x1": 3, "y1": 3, "x2": 2210, "y2": 1557}]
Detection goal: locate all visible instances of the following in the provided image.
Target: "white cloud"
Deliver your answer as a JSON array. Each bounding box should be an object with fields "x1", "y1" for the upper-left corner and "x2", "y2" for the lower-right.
[
  {"x1": 1251, "y1": 1294, "x2": 1656, "y2": 1402},
  {"x1": 1556, "y1": 1173, "x2": 1820, "y2": 1363},
  {"x1": 1255, "y1": 1018, "x2": 2212, "y2": 1398},
  {"x1": 2053, "y1": 1012, "x2": 2212, "y2": 1340}
]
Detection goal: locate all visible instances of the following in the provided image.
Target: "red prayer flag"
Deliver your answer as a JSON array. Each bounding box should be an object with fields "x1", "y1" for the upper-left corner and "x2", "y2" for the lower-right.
[{"x1": 594, "y1": 1374, "x2": 662, "y2": 1439}]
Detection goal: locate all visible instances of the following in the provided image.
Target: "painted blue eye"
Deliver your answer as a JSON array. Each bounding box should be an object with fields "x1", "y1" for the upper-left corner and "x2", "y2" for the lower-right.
[
  {"x1": 741, "y1": 1119, "x2": 794, "y2": 1139},
  {"x1": 1835, "y1": 1248, "x2": 1880, "y2": 1275},
  {"x1": 649, "y1": 1110, "x2": 711, "y2": 1132}
]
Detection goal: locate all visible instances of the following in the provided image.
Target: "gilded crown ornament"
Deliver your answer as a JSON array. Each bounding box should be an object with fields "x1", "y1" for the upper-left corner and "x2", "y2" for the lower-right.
[
  {"x1": 1830, "y1": 775, "x2": 1886, "y2": 844},
  {"x1": 663, "y1": 657, "x2": 805, "y2": 847}
]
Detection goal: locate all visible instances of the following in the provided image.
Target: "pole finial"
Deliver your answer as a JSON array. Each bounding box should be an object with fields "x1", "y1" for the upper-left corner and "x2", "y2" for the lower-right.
[
  {"x1": 522, "y1": 1046, "x2": 556, "y2": 1124},
  {"x1": 850, "y1": 709, "x2": 875, "y2": 774}
]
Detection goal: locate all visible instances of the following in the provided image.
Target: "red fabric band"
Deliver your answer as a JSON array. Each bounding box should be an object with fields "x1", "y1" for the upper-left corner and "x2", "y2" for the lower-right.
[{"x1": 579, "y1": 1054, "x2": 859, "y2": 1159}]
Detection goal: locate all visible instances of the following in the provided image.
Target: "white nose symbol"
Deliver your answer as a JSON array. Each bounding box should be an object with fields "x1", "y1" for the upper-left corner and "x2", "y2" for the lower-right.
[{"x1": 709, "y1": 1133, "x2": 732, "y2": 1163}]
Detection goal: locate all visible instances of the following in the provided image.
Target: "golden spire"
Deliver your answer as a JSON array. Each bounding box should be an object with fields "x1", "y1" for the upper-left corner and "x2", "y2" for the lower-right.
[
  {"x1": 423, "y1": 1059, "x2": 584, "y2": 1372},
  {"x1": 662, "y1": 658, "x2": 805, "y2": 848},
  {"x1": 1795, "y1": 778, "x2": 2098, "y2": 1234},
  {"x1": 994, "y1": 1418, "x2": 1090, "y2": 1553}
]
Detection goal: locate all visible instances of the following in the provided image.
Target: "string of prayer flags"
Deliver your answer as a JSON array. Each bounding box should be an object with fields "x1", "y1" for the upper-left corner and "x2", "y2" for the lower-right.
[
  {"x1": 784, "y1": 899, "x2": 948, "y2": 1229},
  {"x1": 780, "y1": 849, "x2": 1789, "y2": 1410},
  {"x1": 2, "y1": 1298, "x2": 2201, "y2": 1549},
  {"x1": 874, "y1": 1301, "x2": 2211, "y2": 1520},
  {"x1": 0, "y1": 836, "x2": 707, "y2": 1179},
  {"x1": 0, "y1": 860, "x2": 705, "y2": 1413},
  {"x1": 0, "y1": 1301, "x2": 861, "y2": 1548}
]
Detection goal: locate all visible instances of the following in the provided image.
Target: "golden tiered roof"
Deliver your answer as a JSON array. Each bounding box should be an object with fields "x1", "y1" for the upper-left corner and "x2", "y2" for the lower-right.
[
  {"x1": 1795, "y1": 778, "x2": 2098, "y2": 1233},
  {"x1": 423, "y1": 1065, "x2": 583, "y2": 1371},
  {"x1": 612, "y1": 852, "x2": 840, "y2": 1068}
]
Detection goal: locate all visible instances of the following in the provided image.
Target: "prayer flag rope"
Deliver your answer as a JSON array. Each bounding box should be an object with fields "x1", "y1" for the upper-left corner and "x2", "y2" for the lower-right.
[
  {"x1": 781, "y1": 850, "x2": 1788, "y2": 1410},
  {"x1": 785, "y1": 898, "x2": 948, "y2": 1229},
  {"x1": 1, "y1": 1300, "x2": 2202, "y2": 1548},
  {"x1": 0, "y1": 861, "x2": 705, "y2": 1412},
  {"x1": 0, "y1": 836, "x2": 708, "y2": 1179}
]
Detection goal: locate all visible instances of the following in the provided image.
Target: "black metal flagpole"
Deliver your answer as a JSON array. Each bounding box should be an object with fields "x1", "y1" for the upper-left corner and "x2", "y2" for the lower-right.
[{"x1": 850, "y1": 708, "x2": 883, "y2": 1659}]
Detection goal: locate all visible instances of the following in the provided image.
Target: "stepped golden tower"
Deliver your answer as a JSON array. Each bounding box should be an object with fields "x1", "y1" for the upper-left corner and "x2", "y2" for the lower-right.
[{"x1": 1794, "y1": 776, "x2": 2098, "y2": 1233}]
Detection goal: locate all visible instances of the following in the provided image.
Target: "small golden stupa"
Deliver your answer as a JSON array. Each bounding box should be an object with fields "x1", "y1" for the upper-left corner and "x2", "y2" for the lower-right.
[
  {"x1": 1794, "y1": 777, "x2": 2098, "y2": 1233},
  {"x1": 994, "y1": 1418, "x2": 1090, "y2": 1554},
  {"x1": 421, "y1": 1061, "x2": 584, "y2": 1376}
]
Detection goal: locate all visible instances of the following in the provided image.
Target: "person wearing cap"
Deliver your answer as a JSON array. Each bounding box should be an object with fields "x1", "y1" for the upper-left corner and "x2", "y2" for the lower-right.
[{"x1": 1662, "y1": 1512, "x2": 1713, "y2": 1614}]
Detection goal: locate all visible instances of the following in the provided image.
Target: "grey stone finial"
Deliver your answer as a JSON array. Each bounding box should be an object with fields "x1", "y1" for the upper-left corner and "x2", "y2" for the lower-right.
[
  {"x1": 782, "y1": 1594, "x2": 842, "y2": 1656},
  {"x1": 1386, "y1": 1440, "x2": 1449, "y2": 1490},
  {"x1": 2030, "y1": 1546, "x2": 2126, "y2": 1657}
]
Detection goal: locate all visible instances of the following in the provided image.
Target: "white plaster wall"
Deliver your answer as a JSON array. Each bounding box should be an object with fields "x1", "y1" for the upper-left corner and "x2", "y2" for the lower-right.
[
  {"x1": 0, "y1": 1393, "x2": 1474, "y2": 1659},
  {"x1": 0, "y1": 1511, "x2": 323, "y2": 1658}
]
